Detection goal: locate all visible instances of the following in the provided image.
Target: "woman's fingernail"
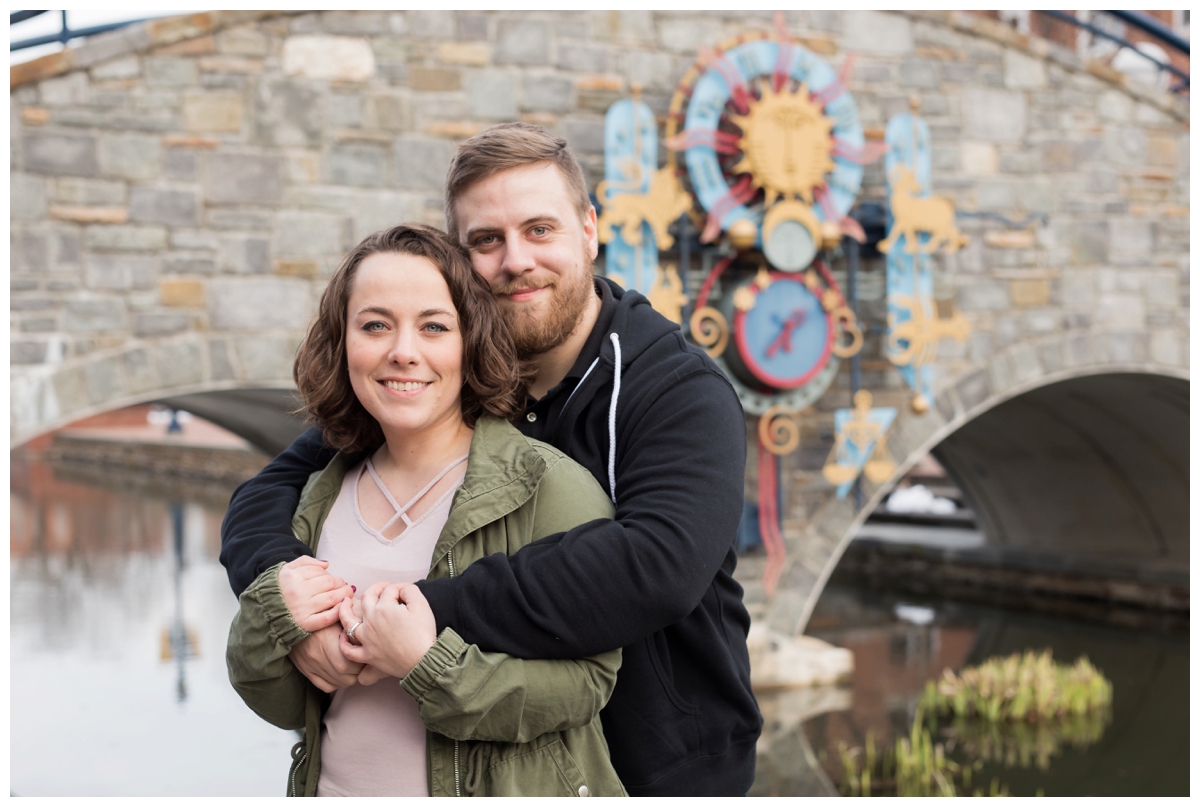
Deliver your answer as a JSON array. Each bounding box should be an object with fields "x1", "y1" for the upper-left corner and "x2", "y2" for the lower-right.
[{"x1": 351, "y1": 585, "x2": 356, "y2": 592}]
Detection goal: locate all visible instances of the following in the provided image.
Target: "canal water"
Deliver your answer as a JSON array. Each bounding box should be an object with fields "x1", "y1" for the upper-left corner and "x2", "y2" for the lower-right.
[{"x1": 10, "y1": 448, "x2": 1189, "y2": 796}]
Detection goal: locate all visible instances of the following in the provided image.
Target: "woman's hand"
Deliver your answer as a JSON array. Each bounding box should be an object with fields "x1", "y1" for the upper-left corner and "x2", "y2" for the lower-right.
[
  {"x1": 278, "y1": 556, "x2": 355, "y2": 633},
  {"x1": 338, "y1": 582, "x2": 437, "y2": 680}
]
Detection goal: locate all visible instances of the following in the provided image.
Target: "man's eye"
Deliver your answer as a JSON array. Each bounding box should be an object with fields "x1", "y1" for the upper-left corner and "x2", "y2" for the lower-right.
[
  {"x1": 476, "y1": 234, "x2": 497, "y2": 246},
  {"x1": 530, "y1": 225, "x2": 548, "y2": 236}
]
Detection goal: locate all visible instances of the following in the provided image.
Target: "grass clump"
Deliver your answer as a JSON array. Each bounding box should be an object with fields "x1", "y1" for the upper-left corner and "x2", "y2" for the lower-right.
[{"x1": 835, "y1": 651, "x2": 1112, "y2": 796}]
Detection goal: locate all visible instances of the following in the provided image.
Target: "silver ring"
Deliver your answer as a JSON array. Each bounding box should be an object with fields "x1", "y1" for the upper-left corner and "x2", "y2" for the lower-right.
[{"x1": 346, "y1": 620, "x2": 363, "y2": 644}]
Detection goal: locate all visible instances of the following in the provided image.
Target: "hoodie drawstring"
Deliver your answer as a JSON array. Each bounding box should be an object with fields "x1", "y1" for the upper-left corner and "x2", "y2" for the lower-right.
[{"x1": 607, "y1": 333, "x2": 621, "y2": 504}]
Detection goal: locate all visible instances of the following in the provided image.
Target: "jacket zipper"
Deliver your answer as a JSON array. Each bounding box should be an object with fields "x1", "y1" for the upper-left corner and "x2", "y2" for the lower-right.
[
  {"x1": 446, "y1": 548, "x2": 462, "y2": 797},
  {"x1": 290, "y1": 748, "x2": 307, "y2": 797}
]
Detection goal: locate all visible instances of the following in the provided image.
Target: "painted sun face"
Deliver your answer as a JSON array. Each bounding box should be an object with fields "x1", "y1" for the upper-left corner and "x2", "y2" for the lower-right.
[{"x1": 345, "y1": 252, "x2": 465, "y2": 439}]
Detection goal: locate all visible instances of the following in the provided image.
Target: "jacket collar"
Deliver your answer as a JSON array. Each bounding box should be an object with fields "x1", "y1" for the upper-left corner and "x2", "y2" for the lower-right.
[{"x1": 293, "y1": 417, "x2": 547, "y2": 565}]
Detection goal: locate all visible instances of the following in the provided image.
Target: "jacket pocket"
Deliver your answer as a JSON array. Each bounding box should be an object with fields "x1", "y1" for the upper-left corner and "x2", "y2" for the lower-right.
[{"x1": 484, "y1": 739, "x2": 588, "y2": 797}]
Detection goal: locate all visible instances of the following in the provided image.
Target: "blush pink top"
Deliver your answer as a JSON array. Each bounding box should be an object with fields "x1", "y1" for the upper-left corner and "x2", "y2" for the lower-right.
[{"x1": 314, "y1": 454, "x2": 468, "y2": 798}]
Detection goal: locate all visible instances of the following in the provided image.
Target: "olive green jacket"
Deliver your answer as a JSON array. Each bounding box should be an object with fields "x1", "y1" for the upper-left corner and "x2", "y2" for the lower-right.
[{"x1": 226, "y1": 417, "x2": 625, "y2": 797}]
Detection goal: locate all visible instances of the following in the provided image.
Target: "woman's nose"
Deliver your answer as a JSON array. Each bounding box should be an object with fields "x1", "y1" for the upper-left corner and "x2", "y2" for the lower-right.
[{"x1": 387, "y1": 330, "x2": 418, "y2": 364}]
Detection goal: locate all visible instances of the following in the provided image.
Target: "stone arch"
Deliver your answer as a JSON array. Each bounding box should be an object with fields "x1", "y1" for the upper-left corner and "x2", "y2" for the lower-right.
[
  {"x1": 760, "y1": 327, "x2": 1189, "y2": 636},
  {"x1": 10, "y1": 330, "x2": 308, "y2": 453}
]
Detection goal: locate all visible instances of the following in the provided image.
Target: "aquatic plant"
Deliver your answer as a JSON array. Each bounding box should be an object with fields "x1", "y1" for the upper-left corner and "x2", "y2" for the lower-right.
[
  {"x1": 836, "y1": 705, "x2": 1009, "y2": 797},
  {"x1": 920, "y1": 650, "x2": 1112, "y2": 724},
  {"x1": 835, "y1": 651, "x2": 1112, "y2": 796}
]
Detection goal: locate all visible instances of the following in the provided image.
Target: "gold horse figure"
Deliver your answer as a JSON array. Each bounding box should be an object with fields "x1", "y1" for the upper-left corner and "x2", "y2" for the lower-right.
[
  {"x1": 597, "y1": 165, "x2": 693, "y2": 250},
  {"x1": 878, "y1": 166, "x2": 970, "y2": 255}
]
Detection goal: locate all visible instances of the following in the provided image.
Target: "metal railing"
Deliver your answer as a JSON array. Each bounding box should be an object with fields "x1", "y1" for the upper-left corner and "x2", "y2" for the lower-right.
[
  {"x1": 10, "y1": 10, "x2": 149, "y2": 53},
  {"x1": 1038, "y1": 10, "x2": 1189, "y2": 94}
]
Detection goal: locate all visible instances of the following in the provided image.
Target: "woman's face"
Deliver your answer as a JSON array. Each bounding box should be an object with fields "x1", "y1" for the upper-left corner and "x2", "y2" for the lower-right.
[{"x1": 345, "y1": 252, "x2": 465, "y2": 440}]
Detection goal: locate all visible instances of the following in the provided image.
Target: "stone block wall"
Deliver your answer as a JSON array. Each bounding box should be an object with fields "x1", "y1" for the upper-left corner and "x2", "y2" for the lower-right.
[{"x1": 9, "y1": 11, "x2": 1190, "y2": 622}]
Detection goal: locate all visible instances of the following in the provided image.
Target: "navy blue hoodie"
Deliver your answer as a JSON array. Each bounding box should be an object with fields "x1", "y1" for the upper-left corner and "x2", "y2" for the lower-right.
[{"x1": 220, "y1": 280, "x2": 762, "y2": 795}]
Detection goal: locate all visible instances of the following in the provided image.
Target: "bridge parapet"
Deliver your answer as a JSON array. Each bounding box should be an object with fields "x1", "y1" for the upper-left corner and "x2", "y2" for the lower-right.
[{"x1": 10, "y1": 11, "x2": 1190, "y2": 622}]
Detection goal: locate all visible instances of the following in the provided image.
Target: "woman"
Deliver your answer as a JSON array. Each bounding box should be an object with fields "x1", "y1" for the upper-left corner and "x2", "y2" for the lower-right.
[{"x1": 226, "y1": 224, "x2": 625, "y2": 797}]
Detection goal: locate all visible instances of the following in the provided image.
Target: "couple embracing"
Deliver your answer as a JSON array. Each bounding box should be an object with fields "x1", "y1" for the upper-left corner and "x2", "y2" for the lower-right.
[{"x1": 222, "y1": 123, "x2": 762, "y2": 797}]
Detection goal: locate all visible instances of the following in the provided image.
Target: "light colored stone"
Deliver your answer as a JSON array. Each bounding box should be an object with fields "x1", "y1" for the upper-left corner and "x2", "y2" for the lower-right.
[
  {"x1": 40, "y1": 72, "x2": 92, "y2": 106},
  {"x1": 984, "y1": 230, "x2": 1035, "y2": 249},
  {"x1": 960, "y1": 141, "x2": 997, "y2": 176},
  {"x1": 206, "y1": 153, "x2": 285, "y2": 205},
  {"x1": 962, "y1": 88, "x2": 1026, "y2": 143},
  {"x1": 842, "y1": 11, "x2": 912, "y2": 55},
  {"x1": 746, "y1": 625, "x2": 853, "y2": 690},
  {"x1": 160, "y1": 280, "x2": 206, "y2": 307},
  {"x1": 439, "y1": 42, "x2": 491, "y2": 66},
  {"x1": 25, "y1": 133, "x2": 99, "y2": 177},
  {"x1": 1009, "y1": 278, "x2": 1050, "y2": 307},
  {"x1": 1003, "y1": 49, "x2": 1046, "y2": 89},
  {"x1": 85, "y1": 225, "x2": 167, "y2": 253},
  {"x1": 91, "y1": 56, "x2": 141, "y2": 81},
  {"x1": 283, "y1": 35, "x2": 376, "y2": 82},
  {"x1": 1149, "y1": 330, "x2": 1181, "y2": 365},
  {"x1": 275, "y1": 211, "x2": 349, "y2": 258},
  {"x1": 1097, "y1": 90, "x2": 1132, "y2": 123},
  {"x1": 49, "y1": 205, "x2": 128, "y2": 224},
  {"x1": 217, "y1": 25, "x2": 268, "y2": 56},
  {"x1": 98, "y1": 134, "x2": 161, "y2": 181},
  {"x1": 208, "y1": 278, "x2": 312, "y2": 330},
  {"x1": 1095, "y1": 294, "x2": 1146, "y2": 330},
  {"x1": 659, "y1": 18, "x2": 725, "y2": 54},
  {"x1": 465, "y1": 69, "x2": 520, "y2": 119},
  {"x1": 11, "y1": 173, "x2": 48, "y2": 221}
]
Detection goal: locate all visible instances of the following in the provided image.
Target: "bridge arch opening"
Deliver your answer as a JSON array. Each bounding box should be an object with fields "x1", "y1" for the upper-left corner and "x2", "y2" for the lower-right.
[{"x1": 817, "y1": 370, "x2": 1188, "y2": 625}]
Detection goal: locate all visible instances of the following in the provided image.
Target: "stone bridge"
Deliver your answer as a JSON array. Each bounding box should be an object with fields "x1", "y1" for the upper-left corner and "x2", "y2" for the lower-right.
[{"x1": 10, "y1": 10, "x2": 1189, "y2": 631}]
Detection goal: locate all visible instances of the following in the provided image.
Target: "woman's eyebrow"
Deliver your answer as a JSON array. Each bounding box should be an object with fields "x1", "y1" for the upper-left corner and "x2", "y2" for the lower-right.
[
  {"x1": 357, "y1": 305, "x2": 393, "y2": 317},
  {"x1": 419, "y1": 308, "x2": 455, "y2": 318}
]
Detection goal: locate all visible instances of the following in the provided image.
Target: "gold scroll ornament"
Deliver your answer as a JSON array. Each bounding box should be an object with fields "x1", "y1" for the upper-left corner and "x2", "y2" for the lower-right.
[
  {"x1": 821, "y1": 390, "x2": 896, "y2": 486},
  {"x1": 688, "y1": 306, "x2": 728, "y2": 358},
  {"x1": 758, "y1": 404, "x2": 801, "y2": 456},
  {"x1": 877, "y1": 166, "x2": 970, "y2": 255}
]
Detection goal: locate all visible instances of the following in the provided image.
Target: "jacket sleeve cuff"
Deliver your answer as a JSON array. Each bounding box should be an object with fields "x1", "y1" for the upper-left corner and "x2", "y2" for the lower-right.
[
  {"x1": 400, "y1": 627, "x2": 467, "y2": 700},
  {"x1": 245, "y1": 561, "x2": 310, "y2": 650}
]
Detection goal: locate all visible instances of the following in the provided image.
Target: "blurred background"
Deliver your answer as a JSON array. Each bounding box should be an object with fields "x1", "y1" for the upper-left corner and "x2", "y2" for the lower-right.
[{"x1": 9, "y1": 10, "x2": 1189, "y2": 797}]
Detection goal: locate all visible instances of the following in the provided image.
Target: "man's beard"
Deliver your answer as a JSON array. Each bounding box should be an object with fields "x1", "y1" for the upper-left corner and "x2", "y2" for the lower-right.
[{"x1": 496, "y1": 261, "x2": 596, "y2": 357}]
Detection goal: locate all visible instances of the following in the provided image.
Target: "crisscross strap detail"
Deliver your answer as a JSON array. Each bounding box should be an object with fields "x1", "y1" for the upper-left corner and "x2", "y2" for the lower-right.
[{"x1": 363, "y1": 453, "x2": 469, "y2": 535}]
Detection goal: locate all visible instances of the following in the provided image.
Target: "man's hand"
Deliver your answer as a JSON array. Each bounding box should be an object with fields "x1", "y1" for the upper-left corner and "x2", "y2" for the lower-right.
[
  {"x1": 339, "y1": 582, "x2": 437, "y2": 680},
  {"x1": 288, "y1": 623, "x2": 364, "y2": 693},
  {"x1": 278, "y1": 556, "x2": 355, "y2": 633}
]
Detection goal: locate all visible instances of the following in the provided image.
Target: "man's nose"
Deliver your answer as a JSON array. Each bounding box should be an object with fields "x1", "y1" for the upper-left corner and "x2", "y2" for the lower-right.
[{"x1": 500, "y1": 234, "x2": 536, "y2": 276}]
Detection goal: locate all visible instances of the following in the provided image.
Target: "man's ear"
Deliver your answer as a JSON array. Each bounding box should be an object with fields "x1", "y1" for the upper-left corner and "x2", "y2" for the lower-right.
[{"x1": 583, "y1": 205, "x2": 599, "y2": 260}]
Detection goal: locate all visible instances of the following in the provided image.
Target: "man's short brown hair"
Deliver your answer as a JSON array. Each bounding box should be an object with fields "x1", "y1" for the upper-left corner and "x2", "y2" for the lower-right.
[
  {"x1": 443, "y1": 122, "x2": 592, "y2": 241},
  {"x1": 294, "y1": 224, "x2": 527, "y2": 454}
]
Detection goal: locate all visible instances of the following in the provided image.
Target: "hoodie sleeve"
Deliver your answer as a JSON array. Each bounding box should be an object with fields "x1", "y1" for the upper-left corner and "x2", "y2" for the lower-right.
[
  {"x1": 219, "y1": 427, "x2": 337, "y2": 597},
  {"x1": 417, "y1": 368, "x2": 747, "y2": 659}
]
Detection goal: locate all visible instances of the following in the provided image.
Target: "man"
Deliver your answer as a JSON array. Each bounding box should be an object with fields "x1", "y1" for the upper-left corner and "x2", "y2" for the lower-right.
[{"x1": 220, "y1": 123, "x2": 761, "y2": 796}]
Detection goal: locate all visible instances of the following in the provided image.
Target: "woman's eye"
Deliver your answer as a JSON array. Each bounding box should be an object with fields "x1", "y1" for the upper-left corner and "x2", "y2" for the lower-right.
[
  {"x1": 363, "y1": 321, "x2": 386, "y2": 332},
  {"x1": 424, "y1": 322, "x2": 449, "y2": 333}
]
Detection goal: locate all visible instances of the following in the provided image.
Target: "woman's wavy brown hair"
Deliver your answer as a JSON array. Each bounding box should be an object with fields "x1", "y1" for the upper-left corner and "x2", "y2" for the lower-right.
[{"x1": 294, "y1": 224, "x2": 527, "y2": 454}]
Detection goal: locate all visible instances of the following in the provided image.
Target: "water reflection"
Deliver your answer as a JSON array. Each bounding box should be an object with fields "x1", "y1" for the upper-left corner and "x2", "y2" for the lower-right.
[
  {"x1": 10, "y1": 447, "x2": 295, "y2": 797},
  {"x1": 796, "y1": 583, "x2": 1189, "y2": 797}
]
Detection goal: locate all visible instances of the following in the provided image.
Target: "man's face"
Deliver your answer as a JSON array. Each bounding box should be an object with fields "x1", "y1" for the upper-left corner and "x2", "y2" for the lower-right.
[{"x1": 453, "y1": 162, "x2": 599, "y2": 356}]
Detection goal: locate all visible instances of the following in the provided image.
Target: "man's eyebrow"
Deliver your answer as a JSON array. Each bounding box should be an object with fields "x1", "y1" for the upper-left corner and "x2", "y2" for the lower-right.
[{"x1": 463, "y1": 215, "x2": 565, "y2": 243}]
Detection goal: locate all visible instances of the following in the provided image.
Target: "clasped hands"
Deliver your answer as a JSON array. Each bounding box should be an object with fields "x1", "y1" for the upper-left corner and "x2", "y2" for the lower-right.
[{"x1": 279, "y1": 556, "x2": 437, "y2": 692}]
